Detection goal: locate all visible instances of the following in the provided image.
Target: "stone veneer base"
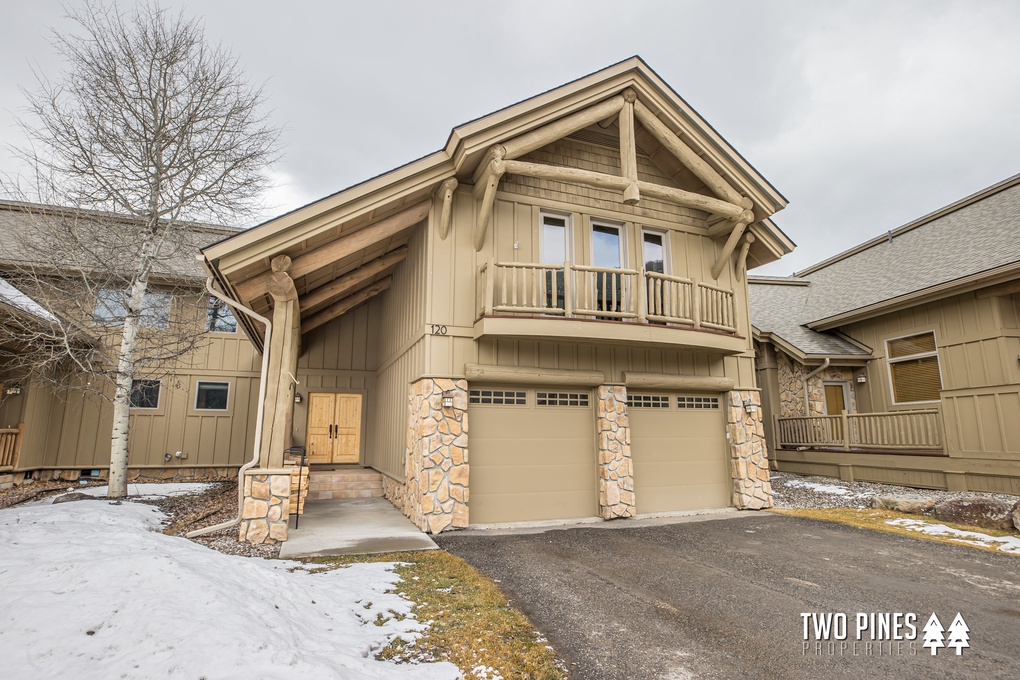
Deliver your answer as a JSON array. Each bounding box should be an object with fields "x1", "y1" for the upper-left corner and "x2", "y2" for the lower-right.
[
  {"x1": 726, "y1": 390, "x2": 773, "y2": 510},
  {"x1": 238, "y1": 468, "x2": 292, "y2": 545}
]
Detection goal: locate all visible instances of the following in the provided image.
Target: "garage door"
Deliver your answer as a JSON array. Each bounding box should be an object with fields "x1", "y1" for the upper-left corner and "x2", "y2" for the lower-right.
[
  {"x1": 629, "y1": 393, "x2": 730, "y2": 513},
  {"x1": 469, "y1": 387, "x2": 597, "y2": 524}
]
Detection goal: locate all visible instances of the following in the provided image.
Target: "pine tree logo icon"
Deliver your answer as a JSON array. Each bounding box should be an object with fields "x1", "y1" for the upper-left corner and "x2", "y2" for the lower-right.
[
  {"x1": 922, "y1": 613, "x2": 945, "y2": 656},
  {"x1": 947, "y1": 613, "x2": 970, "y2": 655}
]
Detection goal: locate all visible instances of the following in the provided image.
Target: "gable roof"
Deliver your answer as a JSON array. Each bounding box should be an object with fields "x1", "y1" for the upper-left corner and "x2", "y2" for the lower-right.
[
  {"x1": 202, "y1": 57, "x2": 793, "y2": 344},
  {"x1": 794, "y1": 174, "x2": 1020, "y2": 328},
  {"x1": 0, "y1": 200, "x2": 238, "y2": 282},
  {"x1": 748, "y1": 277, "x2": 870, "y2": 359},
  {"x1": 750, "y1": 173, "x2": 1020, "y2": 358}
]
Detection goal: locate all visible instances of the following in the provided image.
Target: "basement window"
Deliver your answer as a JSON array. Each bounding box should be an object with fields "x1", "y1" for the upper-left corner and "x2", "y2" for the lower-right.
[
  {"x1": 195, "y1": 381, "x2": 230, "y2": 411},
  {"x1": 628, "y1": 394, "x2": 671, "y2": 409},
  {"x1": 469, "y1": 389, "x2": 527, "y2": 405},
  {"x1": 886, "y1": 331, "x2": 942, "y2": 404},
  {"x1": 677, "y1": 395, "x2": 720, "y2": 409},
  {"x1": 536, "y1": 391, "x2": 590, "y2": 407},
  {"x1": 129, "y1": 379, "x2": 161, "y2": 410}
]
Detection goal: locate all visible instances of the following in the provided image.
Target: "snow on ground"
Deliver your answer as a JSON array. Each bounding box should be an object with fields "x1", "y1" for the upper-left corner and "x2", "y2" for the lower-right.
[
  {"x1": 48, "y1": 482, "x2": 217, "y2": 501},
  {"x1": 782, "y1": 478, "x2": 863, "y2": 497},
  {"x1": 887, "y1": 518, "x2": 1020, "y2": 556},
  {"x1": 0, "y1": 500, "x2": 460, "y2": 679}
]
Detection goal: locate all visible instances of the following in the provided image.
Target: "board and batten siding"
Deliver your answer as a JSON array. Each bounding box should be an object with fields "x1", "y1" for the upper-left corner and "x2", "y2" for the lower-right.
[
  {"x1": 425, "y1": 135, "x2": 758, "y2": 388},
  {"x1": 371, "y1": 221, "x2": 430, "y2": 479},
  {"x1": 292, "y1": 302, "x2": 380, "y2": 460},
  {"x1": 830, "y1": 289, "x2": 1020, "y2": 491},
  {"x1": 13, "y1": 329, "x2": 262, "y2": 471}
]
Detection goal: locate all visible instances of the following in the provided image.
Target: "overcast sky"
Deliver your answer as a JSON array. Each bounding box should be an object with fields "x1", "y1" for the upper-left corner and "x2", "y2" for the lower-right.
[{"x1": 2, "y1": 1, "x2": 1019, "y2": 274}]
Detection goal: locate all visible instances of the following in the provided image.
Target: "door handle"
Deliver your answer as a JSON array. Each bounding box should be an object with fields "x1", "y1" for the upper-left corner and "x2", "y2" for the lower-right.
[{"x1": 328, "y1": 424, "x2": 333, "y2": 439}]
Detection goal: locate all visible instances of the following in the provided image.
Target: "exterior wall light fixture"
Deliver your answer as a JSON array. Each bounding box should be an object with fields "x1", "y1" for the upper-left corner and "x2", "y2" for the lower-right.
[
  {"x1": 856, "y1": 375, "x2": 867, "y2": 384},
  {"x1": 442, "y1": 391, "x2": 454, "y2": 408},
  {"x1": 294, "y1": 392, "x2": 303, "y2": 404},
  {"x1": 743, "y1": 399, "x2": 758, "y2": 414}
]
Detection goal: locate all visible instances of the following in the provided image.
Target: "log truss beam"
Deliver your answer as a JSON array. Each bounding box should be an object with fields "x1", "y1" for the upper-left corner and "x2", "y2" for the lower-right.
[
  {"x1": 235, "y1": 200, "x2": 429, "y2": 303},
  {"x1": 711, "y1": 220, "x2": 751, "y2": 280},
  {"x1": 302, "y1": 276, "x2": 393, "y2": 334},
  {"x1": 735, "y1": 232, "x2": 756, "y2": 282},
  {"x1": 299, "y1": 245, "x2": 408, "y2": 314}
]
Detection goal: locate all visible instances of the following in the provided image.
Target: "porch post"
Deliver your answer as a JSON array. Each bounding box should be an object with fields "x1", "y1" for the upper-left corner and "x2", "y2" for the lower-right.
[
  {"x1": 726, "y1": 390, "x2": 773, "y2": 510},
  {"x1": 259, "y1": 255, "x2": 301, "y2": 469}
]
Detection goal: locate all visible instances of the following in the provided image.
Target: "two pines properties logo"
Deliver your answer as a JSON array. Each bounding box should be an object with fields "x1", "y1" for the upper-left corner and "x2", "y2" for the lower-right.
[{"x1": 801, "y1": 612, "x2": 970, "y2": 656}]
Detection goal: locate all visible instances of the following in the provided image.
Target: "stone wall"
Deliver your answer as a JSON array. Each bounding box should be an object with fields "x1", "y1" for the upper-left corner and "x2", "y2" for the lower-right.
[
  {"x1": 596, "y1": 385, "x2": 636, "y2": 519},
  {"x1": 726, "y1": 390, "x2": 772, "y2": 510},
  {"x1": 238, "y1": 468, "x2": 291, "y2": 545},
  {"x1": 777, "y1": 351, "x2": 858, "y2": 417},
  {"x1": 396, "y1": 378, "x2": 470, "y2": 534}
]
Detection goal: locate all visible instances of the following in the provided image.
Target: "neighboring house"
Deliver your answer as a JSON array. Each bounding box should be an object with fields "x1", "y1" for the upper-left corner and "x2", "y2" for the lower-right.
[
  {"x1": 751, "y1": 173, "x2": 1020, "y2": 495},
  {"x1": 0, "y1": 200, "x2": 261, "y2": 487},
  {"x1": 201, "y1": 57, "x2": 794, "y2": 543}
]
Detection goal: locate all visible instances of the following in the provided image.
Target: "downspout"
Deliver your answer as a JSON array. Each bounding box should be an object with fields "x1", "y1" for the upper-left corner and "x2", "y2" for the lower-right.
[
  {"x1": 186, "y1": 274, "x2": 272, "y2": 539},
  {"x1": 802, "y1": 357, "x2": 830, "y2": 416}
]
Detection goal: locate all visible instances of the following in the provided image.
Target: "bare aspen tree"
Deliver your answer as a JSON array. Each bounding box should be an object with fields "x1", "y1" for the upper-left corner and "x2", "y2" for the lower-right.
[{"x1": 5, "y1": 1, "x2": 279, "y2": 497}]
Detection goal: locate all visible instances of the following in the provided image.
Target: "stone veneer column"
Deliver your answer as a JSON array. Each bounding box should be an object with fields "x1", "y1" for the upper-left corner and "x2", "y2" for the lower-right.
[
  {"x1": 726, "y1": 390, "x2": 773, "y2": 510},
  {"x1": 399, "y1": 378, "x2": 469, "y2": 534},
  {"x1": 238, "y1": 468, "x2": 292, "y2": 544},
  {"x1": 596, "y1": 385, "x2": 636, "y2": 519}
]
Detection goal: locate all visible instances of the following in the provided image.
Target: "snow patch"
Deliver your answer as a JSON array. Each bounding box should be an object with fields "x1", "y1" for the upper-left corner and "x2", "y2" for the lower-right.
[
  {"x1": 41, "y1": 482, "x2": 217, "y2": 503},
  {"x1": 783, "y1": 478, "x2": 861, "y2": 496},
  {"x1": 0, "y1": 500, "x2": 460, "y2": 679},
  {"x1": 887, "y1": 518, "x2": 1020, "y2": 555}
]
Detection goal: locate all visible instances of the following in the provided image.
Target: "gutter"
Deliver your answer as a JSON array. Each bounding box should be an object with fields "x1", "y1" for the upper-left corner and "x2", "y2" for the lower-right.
[
  {"x1": 186, "y1": 275, "x2": 271, "y2": 539},
  {"x1": 802, "y1": 357, "x2": 830, "y2": 416}
]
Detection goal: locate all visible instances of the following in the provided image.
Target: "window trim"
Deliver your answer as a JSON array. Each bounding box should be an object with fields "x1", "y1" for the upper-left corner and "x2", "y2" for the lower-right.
[
  {"x1": 93, "y1": 287, "x2": 171, "y2": 329},
  {"x1": 129, "y1": 378, "x2": 162, "y2": 411},
  {"x1": 885, "y1": 330, "x2": 943, "y2": 405},
  {"x1": 193, "y1": 379, "x2": 232, "y2": 412},
  {"x1": 206, "y1": 296, "x2": 238, "y2": 334},
  {"x1": 640, "y1": 227, "x2": 670, "y2": 275},
  {"x1": 589, "y1": 218, "x2": 626, "y2": 270},
  {"x1": 539, "y1": 210, "x2": 572, "y2": 266}
]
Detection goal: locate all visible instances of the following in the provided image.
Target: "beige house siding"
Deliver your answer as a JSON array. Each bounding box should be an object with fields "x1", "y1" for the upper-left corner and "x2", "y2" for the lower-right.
[
  {"x1": 12, "y1": 306, "x2": 262, "y2": 475},
  {"x1": 372, "y1": 222, "x2": 430, "y2": 478},
  {"x1": 841, "y1": 289, "x2": 1020, "y2": 463}
]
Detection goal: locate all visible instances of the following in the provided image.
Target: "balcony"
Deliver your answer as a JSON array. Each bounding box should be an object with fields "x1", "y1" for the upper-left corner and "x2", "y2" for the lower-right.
[
  {"x1": 474, "y1": 260, "x2": 745, "y2": 352},
  {"x1": 775, "y1": 410, "x2": 945, "y2": 454}
]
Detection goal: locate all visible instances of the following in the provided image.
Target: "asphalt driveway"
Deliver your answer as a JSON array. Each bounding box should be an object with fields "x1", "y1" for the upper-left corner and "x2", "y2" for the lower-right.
[{"x1": 436, "y1": 512, "x2": 1020, "y2": 679}]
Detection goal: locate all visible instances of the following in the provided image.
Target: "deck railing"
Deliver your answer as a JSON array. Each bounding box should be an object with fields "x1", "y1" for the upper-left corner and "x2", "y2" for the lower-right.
[
  {"x1": 0, "y1": 423, "x2": 24, "y2": 468},
  {"x1": 776, "y1": 409, "x2": 944, "y2": 452},
  {"x1": 478, "y1": 260, "x2": 737, "y2": 333}
]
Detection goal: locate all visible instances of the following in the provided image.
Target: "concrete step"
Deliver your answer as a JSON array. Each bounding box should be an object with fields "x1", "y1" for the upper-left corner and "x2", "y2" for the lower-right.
[{"x1": 305, "y1": 469, "x2": 384, "y2": 500}]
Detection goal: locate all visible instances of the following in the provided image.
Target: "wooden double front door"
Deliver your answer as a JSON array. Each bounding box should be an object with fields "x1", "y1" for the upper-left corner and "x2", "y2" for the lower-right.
[{"x1": 306, "y1": 392, "x2": 362, "y2": 464}]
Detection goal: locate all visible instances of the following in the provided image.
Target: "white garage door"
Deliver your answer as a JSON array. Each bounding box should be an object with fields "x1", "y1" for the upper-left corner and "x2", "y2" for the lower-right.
[
  {"x1": 629, "y1": 393, "x2": 731, "y2": 513},
  {"x1": 468, "y1": 387, "x2": 597, "y2": 524}
]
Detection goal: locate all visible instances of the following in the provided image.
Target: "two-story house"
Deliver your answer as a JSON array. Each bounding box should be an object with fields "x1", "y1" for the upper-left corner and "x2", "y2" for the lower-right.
[
  {"x1": 201, "y1": 57, "x2": 794, "y2": 543},
  {"x1": 0, "y1": 201, "x2": 261, "y2": 487}
]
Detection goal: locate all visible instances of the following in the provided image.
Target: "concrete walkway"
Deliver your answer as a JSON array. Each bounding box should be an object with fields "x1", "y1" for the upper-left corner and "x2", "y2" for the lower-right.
[{"x1": 280, "y1": 497, "x2": 437, "y2": 558}]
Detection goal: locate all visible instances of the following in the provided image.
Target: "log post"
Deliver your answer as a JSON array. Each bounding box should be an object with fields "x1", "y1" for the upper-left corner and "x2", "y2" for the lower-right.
[
  {"x1": 619, "y1": 89, "x2": 639, "y2": 205},
  {"x1": 710, "y1": 212, "x2": 753, "y2": 279},
  {"x1": 474, "y1": 147, "x2": 505, "y2": 252},
  {"x1": 841, "y1": 410, "x2": 851, "y2": 451},
  {"x1": 734, "y1": 232, "x2": 756, "y2": 282},
  {"x1": 260, "y1": 255, "x2": 300, "y2": 469},
  {"x1": 436, "y1": 178, "x2": 458, "y2": 240}
]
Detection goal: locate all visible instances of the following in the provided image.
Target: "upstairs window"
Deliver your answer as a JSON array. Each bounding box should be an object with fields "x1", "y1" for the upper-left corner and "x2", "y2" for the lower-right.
[
  {"x1": 886, "y1": 331, "x2": 942, "y2": 403},
  {"x1": 206, "y1": 297, "x2": 237, "y2": 333},
  {"x1": 94, "y1": 288, "x2": 171, "y2": 329},
  {"x1": 129, "y1": 379, "x2": 161, "y2": 409},
  {"x1": 540, "y1": 212, "x2": 569, "y2": 310},
  {"x1": 195, "y1": 380, "x2": 230, "y2": 411}
]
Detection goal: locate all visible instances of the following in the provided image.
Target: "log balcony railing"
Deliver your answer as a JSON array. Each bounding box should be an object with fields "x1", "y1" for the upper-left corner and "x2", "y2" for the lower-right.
[
  {"x1": 775, "y1": 409, "x2": 944, "y2": 453},
  {"x1": 0, "y1": 423, "x2": 24, "y2": 469},
  {"x1": 476, "y1": 260, "x2": 737, "y2": 333}
]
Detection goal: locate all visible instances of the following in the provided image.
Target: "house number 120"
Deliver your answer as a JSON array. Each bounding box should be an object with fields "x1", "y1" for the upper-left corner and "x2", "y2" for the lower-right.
[{"x1": 431, "y1": 324, "x2": 448, "y2": 335}]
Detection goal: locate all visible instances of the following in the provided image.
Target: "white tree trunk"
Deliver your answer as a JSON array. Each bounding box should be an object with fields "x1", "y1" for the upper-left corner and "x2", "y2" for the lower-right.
[{"x1": 107, "y1": 235, "x2": 156, "y2": 497}]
